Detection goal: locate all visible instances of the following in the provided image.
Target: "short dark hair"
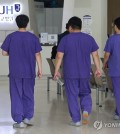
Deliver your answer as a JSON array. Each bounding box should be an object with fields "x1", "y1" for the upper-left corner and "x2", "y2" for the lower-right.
[
  {"x1": 68, "y1": 16, "x2": 82, "y2": 30},
  {"x1": 16, "y1": 14, "x2": 29, "y2": 28},
  {"x1": 66, "y1": 23, "x2": 69, "y2": 29},
  {"x1": 114, "y1": 17, "x2": 120, "y2": 30}
]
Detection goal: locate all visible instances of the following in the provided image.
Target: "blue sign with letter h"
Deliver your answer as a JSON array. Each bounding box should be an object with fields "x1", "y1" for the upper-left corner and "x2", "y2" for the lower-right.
[{"x1": 0, "y1": 4, "x2": 21, "y2": 14}]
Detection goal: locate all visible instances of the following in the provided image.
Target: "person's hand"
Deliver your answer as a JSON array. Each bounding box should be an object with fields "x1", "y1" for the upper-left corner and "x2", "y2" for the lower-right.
[
  {"x1": 103, "y1": 63, "x2": 107, "y2": 69},
  {"x1": 53, "y1": 71, "x2": 61, "y2": 80},
  {"x1": 37, "y1": 69, "x2": 42, "y2": 78},
  {"x1": 95, "y1": 70, "x2": 101, "y2": 78}
]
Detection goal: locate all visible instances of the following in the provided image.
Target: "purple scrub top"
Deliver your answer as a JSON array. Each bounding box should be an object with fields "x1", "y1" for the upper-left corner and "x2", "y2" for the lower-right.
[
  {"x1": 1, "y1": 31, "x2": 42, "y2": 78},
  {"x1": 104, "y1": 34, "x2": 120, "y2": 76},
  {"x1": 57, "y1": 32, "x2": 99, "y2": 78}
]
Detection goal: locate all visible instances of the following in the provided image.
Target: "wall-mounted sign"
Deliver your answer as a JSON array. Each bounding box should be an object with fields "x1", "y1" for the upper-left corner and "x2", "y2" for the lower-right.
[
  {"x1": 0, "y1": 3, "x2": 22, "y2": 23},
  {"x1": 82, "y1": 15, "x2": 92, "y2": 35}
]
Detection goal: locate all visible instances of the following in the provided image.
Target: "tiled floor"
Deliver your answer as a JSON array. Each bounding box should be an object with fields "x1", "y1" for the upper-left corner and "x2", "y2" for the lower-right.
[{"x1": 0, "y1": 76, "x2": 120, "y2": 134}]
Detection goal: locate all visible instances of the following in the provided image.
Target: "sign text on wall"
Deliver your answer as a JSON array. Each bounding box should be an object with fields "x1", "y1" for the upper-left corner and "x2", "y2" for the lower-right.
[{"x1": 0, "y1": 3, "x2": 22, "y2": 23}]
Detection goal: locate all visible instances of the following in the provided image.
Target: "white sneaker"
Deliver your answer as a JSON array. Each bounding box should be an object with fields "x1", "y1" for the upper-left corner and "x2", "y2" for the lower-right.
[
  {"x1": 70, "y1": 121, "x2": 81, "y2": 127},
  {"x1": 114, "y1": 114, "x2": 120, "y2": 120},
  {"x1": 23, "y1": 118, "x2": 33, "y2": 125},
  {"x1": 13, "y1": 122, "x2": 27, "y2": 128}
]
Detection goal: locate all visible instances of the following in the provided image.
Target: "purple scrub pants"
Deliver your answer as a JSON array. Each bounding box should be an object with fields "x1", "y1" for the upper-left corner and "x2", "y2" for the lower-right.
[
  {"x1": 9, "y1": 78, "x2": 35, "y2": 123},
  {"x1": 111, "y1": 77, "x2": 120, "y2": 116},
  {"x1": 64, "y1": 78, "x2": 92, "y2": 122}
]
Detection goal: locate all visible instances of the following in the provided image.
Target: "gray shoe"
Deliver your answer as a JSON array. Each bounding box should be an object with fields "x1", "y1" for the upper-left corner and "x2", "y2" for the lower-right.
[
  {"x1": 114, "y1": 114, "x2": 120, "y2": 120},
  {"x1": 13, "y1": 122, "x2": 27, "y2": 128},
  {"x1": 23, "y1": 118, "x2": 33, "y2": 125},
  {"x1": 70, "y1": 121, "x2": 81, "y2": 127}
]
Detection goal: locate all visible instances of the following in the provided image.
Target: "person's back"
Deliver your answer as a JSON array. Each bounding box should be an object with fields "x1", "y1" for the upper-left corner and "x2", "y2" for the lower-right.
[
  {"x1": 104, "y1": 17, "x2": 120, "y2": 121},
  {"x1": 54, "y1": 16, "x2": 101, "y2": 126},
  {"x1": 7, "y1": 31, "x2": 40, "y2": 78},
  {"x1": 1, "y1": 14, "x2": 42, "y2": 128},
  {"x1": 104, "y1": 34, "x2": 120, "y2": 76},
  {"x1": 58, "y1": 32, "x2": 98, "y2": 78}
]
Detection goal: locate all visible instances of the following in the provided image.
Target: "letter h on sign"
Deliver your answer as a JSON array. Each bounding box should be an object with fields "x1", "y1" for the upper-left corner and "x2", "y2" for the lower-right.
[
  {"x1": 0, "y1": 4, "x2": 21, "y2": 15},
  {"x1": 6, "y1": 6, "x2": 13, "y2": 14}
]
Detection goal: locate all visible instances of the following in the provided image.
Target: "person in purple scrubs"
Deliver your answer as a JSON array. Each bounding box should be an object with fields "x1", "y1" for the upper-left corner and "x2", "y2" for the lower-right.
[
  {"x1": 1, "y1": 14, "x2": 42, "y2": 128},
  {"x1": 104, "y1": 17, "x2": 120, "y2": 120},
  {"x1": 54, "y1": 16, "x2": 101, "y2": 126}
]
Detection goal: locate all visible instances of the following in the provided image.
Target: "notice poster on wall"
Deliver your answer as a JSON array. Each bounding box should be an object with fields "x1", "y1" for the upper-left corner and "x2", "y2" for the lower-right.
[{"x1": 82, "y1": 15, "x2": 92, "y2": 35}]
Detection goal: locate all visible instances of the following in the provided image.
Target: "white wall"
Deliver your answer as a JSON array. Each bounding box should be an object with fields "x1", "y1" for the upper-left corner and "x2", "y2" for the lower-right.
[
  {"x1": 35, "y1": 8, "x2": 63, "y2": 34},
  {"x1": 0, "y1": 0, "x2": 40, "y2": 35},
  {"x1": 62, "y1": 0, "x2": 107, "y2": 57},
  {"x1": 46, "y1": 8, "x2": 63, "y2": 34},
  {"x1": 62, "y1": 0, "x2": 74, "y2": 32},
  {"x1": 28, "y1": 0, "x2": 39, "y2": 36},
  {"x1": 0, "y1": 0, "x2": 30, "y2": 30},
  {"x1": 41, "y1": 46, "x2": 53, "y2": 75},
  {"x1": 35, "y1": 7, "x2": 46, "y2": 34},
  {"x1": 101, "y1": 0, "x2": 107, "y2": 55},
  {"x1": 74, "y1": 0, "x2": 107, "y2": 57},
  {"x1": 0, "y1": 45, "x2": 9, "y2": 76}
]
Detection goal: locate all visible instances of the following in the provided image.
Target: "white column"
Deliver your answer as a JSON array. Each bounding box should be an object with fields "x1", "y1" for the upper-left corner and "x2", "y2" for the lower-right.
[
  {"x1": 62, "y1": 0, "x2": 75, "y2": 32},
  {"x1": 74, "y1": 0, "x2": 107, "y2": 57},
  {"x1": 101, "y1": 0, "x2": 107, "y2": 55},
  {"x1": 28, "y1": 0, "x2": 39, "y2": 36}
]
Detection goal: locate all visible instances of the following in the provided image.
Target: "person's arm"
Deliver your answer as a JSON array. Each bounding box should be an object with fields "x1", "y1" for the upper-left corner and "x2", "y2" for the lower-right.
[
  {"x1": 92, "y1": 51, "x2": 101, "y2": 77},
  {"x1": 2, "y1": 50, "x2": 9, "y2": 56},
  {"x1": 1, "y1": 35, "x2": 11, "y2": 56},
  {"x1": 36, "y1": 52, "x2": 42, "y2": 78},
  {"x1": 53, "y1": 52, "x2": 64, "y2": 80},
  {"x1": 103, "y1": 52, "x2": 110, "y2": 69}
]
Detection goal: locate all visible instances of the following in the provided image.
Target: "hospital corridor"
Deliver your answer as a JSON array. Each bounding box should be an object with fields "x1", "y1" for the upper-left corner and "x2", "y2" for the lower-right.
[{"x1": 0, "y1": 0, "x2": 120, "y2": 134}]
